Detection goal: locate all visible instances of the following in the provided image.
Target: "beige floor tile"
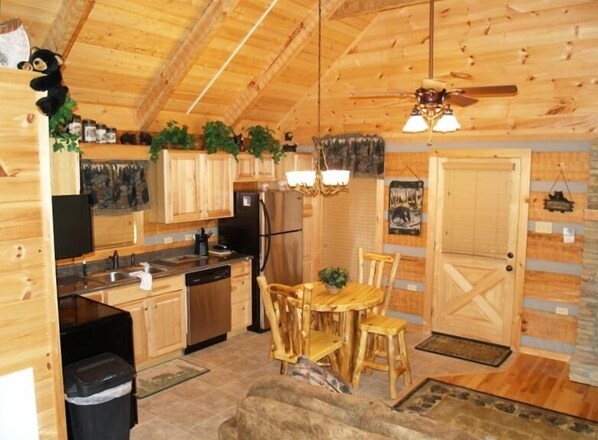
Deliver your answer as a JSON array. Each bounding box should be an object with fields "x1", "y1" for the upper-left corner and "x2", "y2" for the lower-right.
[{"x1": 130, "y1": 418, "x2": 187, "y2": 440}]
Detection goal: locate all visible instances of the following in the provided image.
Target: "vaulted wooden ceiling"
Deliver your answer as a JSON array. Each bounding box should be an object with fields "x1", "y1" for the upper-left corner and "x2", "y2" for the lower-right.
[{"x1": 1, "y1": 0, "x2": 597, "y2": 145}]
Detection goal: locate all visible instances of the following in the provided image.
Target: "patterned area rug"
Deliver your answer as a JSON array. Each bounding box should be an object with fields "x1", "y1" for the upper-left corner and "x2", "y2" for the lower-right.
[
  {"x1": 394, "y1": 379, "x2": 598, "y2": 439},
  {"x1": 136, "y1": 359, "x2": 209, "y2": 399},
  {"x1": 415, "y1": 333, "x2": 512, "y2": 367}
]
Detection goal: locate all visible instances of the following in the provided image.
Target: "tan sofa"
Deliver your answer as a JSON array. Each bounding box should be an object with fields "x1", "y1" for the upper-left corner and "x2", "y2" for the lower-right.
[{"x1": 219, "y1": 375, "x2": 479, "y2": 440}]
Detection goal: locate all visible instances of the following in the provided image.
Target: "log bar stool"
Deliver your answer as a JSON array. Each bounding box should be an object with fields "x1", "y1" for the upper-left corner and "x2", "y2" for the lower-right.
[{"x1": 352, "y1": 249, "x2": 412, "y2": 399}]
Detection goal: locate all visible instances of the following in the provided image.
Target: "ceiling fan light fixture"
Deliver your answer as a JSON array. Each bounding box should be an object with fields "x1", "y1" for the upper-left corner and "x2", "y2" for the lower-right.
[
  {"x1": 432, "y1": 106, "x2": 461, "y2": 132},
  {"x1": 402, "y1": 107, "x2": 429, "y2": 133}
]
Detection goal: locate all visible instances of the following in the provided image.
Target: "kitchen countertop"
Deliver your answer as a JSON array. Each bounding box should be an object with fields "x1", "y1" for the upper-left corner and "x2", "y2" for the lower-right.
[{"x1": 56, "y1": 252, "x2": 251, "y2": 297}]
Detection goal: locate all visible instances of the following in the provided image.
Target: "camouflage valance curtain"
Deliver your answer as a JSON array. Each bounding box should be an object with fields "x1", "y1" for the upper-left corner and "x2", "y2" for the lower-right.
[
  {"x1": 318, "y1": 133, "x2": 384, "y2": 178},
  {"x1": 80, "y1": 160, "x2": 150, "y2": 215}
]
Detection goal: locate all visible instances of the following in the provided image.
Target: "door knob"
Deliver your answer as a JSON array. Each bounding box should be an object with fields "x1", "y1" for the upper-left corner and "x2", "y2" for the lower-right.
[
  {"x1": 505, "y1": 265, "x2": 513, "y2": 272},
  {"x1": 507, "y1": 252, "x2": 514, "y2": 258}
]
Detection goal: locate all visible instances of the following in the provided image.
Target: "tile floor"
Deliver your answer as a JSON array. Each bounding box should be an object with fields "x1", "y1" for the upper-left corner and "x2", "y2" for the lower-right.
[{"x1": 131, "y1": 330, "x2": 505, "y2": 440}]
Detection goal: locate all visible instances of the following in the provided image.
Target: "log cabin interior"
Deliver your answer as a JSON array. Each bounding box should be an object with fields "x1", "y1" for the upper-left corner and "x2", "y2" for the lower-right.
[{"x1": 1, "y1": 0, "x2": 598, "y2": 438}]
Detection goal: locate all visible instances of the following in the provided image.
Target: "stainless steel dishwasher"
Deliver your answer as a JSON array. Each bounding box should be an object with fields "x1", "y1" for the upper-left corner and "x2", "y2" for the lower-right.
[{"x1": 184, "y1": 266, "x2": 231, "y2": 354}]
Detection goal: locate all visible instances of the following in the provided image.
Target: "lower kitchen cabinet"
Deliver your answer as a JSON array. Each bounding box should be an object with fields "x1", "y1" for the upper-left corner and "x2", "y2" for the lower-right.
[
  {"x1": 105, "y1": 275, "x2": 186, "y2": 368},
  {"x1": 230, "y1": 260, "x2": 252, "y2": 335}
]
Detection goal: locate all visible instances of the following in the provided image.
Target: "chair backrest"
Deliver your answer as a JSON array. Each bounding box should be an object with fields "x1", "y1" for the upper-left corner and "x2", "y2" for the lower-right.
[
  {"x1": 358, "y1": 248, "x2": 400, "y2": 314},
  {"x1": 257, "y1": 275, "x2": 313, "y2": 362}
]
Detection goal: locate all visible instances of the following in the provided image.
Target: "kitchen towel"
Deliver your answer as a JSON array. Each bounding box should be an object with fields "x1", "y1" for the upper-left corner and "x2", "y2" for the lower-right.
[{"x1": 129, "y1": 271, "x2": 152, "y2": 291}]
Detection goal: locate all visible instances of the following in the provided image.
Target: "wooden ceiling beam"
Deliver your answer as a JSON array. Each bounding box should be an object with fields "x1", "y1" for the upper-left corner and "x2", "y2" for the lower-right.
[
  {"x1": 137, "y1": 0, "x2": 240, "y2": 131},
  {"x1": 330, "y1": 0, "x2": 428, "y2": 20},
  {"x1": 223, "y1": 0, "x2": 346, "y2": 128},
  {"x1": 42, "y1": 0, "x2": 95, "y2": 58}
]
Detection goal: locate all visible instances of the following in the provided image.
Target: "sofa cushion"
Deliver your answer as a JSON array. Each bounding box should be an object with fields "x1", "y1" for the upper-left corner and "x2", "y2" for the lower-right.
[
  {"x1": 290, "y1": 356, "x2": 352, "y2": 394},
  {"x1": 237, "y1": 395, "x2": 392, "y2": 440},
  {"x1": 247, "y1": 375, "x2": 385, "y2": 428}
]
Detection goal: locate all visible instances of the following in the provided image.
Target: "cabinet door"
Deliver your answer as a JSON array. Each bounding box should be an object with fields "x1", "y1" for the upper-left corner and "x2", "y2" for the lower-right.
[
  {"x1": 230, "y1": 260, "x2": 252, "y2": 334},
  {"x1": 202, "y1": 152, "x2": 233, "y2": 218},
  {"x1": 234, "y1": 153, "x2": 256, "y2": 181},
  {"x1": 149, "y1": 150, "x2": 202, "y2": 223},
  {"x1": 118, "y1": 299, "x2": 149, "y2": 366},
  {"x1": 147, "y1": 290, "x2": 186, "y2": 357},
  {"x1": 256, "y1": 154, "x2": 276, "y2": 181}
]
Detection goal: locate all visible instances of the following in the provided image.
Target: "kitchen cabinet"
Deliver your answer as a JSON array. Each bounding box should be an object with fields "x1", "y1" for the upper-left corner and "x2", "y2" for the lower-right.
[
  {"x1": 81, "y1": 291, "x2": 105, "y2": 302},
  {"x1": 229, "y1": 260, "x2": 252, "y2": 335},
  {"x1": 233, "y1": 152, "x2": 276, "y2": 182},
  {"x1": 149, "y1": 150, "x2": 233, "y2": 223},
  {"x1": 105, "y1": 275, "x2": 186, "y2": 367},
  {"x1": 275, "y1": 152, "x2": 312, "y2": 181}
]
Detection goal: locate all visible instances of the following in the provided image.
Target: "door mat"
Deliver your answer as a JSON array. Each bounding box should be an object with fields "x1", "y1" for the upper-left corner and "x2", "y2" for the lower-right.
[
  {"x1": 415, "y1": 333, "x2": 511, "y2": 367},
  {"x1": 136, "y1": 358, "x2": 209, "y2": 399},
  {"x1": 394, "y1": 379, "x2": 598, "y2": 439}
]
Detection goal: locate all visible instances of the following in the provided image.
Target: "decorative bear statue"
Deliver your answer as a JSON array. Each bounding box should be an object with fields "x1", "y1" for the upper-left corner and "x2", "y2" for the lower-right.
[{"x1": 17, "y1": 46, "x2": 68, "y2": 116}]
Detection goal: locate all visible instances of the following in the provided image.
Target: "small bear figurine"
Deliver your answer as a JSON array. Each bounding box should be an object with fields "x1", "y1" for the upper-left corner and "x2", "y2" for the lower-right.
[{"x1": 17, "y1": 47, "x2": 68, "y2": 116}]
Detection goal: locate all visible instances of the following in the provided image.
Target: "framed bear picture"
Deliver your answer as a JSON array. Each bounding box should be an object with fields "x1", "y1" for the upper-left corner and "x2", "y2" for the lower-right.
[{"x1": 388, "y1": 180, "x2": 423, "y2": 236}]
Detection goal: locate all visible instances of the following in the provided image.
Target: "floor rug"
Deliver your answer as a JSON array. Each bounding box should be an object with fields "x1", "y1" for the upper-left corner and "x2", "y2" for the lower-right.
[
  {"x1": 394, "y1": 379, "x2": 598, "y2": 439},
  {"x1": 136, "y1": 359, "x2": 209, "y2": 399},
  {"x1": 415, "y1": 333, "x2": 512, "y2": 367}
]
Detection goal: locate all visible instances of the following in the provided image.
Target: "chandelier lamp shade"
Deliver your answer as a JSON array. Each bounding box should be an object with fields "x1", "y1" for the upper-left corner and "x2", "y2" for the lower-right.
[
  {"x1": 285, "y1": 0, "x2": 350, "y2": 197},
  {"x1": 402, "y1": 88, "x2": 461, "y2": 133}
]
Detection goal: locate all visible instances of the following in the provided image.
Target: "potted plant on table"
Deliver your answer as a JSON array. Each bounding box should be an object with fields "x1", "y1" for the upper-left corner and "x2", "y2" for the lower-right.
[
  {"x1": 150, "y1": 120, "x2": 196, "y2": 161},
  {"x1": 247, "y1": 124, "x2": 283, "y2": 164},
  {"x1": 202, "y1": 120, "x2": 240, "y2": 159},
  {"x1": 318, "y1": 266, "x2": 349, "y2": 294}
]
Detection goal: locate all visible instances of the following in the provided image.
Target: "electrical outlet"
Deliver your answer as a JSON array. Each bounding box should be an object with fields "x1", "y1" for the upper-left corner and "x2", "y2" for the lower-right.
[
  {"x1": 406, "y1": 284, "x2": 417, "y2": 292},
  {"x1": 535, "y1": 221, "x2": 553, "y2": 234},
  {"x1": 163, "y1": 236, "x2": 173, "y2": 244},
  {"x1": 555, "y1": 306, "x2": 568, "y2": 316},
  {"x1": 185, "y1": 234, "x2": 193, "y2": 241}
]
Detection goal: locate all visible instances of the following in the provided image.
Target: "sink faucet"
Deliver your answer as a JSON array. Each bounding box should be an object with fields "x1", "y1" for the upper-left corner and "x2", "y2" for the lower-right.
[{"x1": 106, "y1": 250, "x2": 120, "y2": 270}]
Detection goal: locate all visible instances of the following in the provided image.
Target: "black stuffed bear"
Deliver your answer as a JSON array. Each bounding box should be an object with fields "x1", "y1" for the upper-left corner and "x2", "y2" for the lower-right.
[{"x1": 17, "y1": 47, "x2": 68, "y2": 116}]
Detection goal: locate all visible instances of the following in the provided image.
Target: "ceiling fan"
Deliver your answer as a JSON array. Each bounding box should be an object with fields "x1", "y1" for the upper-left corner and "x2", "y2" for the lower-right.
[{"x1": 351, "y1": 0, "x2": 517, "y2": 130}]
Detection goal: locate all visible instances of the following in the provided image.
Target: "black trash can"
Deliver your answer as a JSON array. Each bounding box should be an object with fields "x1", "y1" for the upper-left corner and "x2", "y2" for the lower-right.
[{"x1": 63, "y1": 353, "x2": 135, "y2": 440}]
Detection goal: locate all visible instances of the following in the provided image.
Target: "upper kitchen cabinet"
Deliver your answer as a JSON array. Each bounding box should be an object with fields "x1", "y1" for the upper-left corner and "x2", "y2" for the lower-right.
[
  {"x1": 149, "y1": 150, "x2": 233, "y2": 223},
  {"x1": 233, "y1": 152, "x2": 276, "y2": 182},
  {"x1": 275, "y1": 153, "x2": 313, "y2": 181}
]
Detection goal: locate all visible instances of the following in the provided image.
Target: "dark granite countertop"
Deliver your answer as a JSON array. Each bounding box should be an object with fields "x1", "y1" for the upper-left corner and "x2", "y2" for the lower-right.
[{"x1": 56, "y1": 252, "x2": 251, "y2": 298}]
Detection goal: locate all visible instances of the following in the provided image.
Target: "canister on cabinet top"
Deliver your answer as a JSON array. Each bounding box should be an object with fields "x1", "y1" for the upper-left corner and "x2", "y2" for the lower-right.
[
  {"x1": 82, "y1": 119, "x2": 96, "y2": 142},
  {"x1": 96, "y1": 124, "x2": 107, "y2": 143},
  {"x1": 107, "y1": 127, "x2": 117, "y2": 143},
  {"x1": 68, "y1": 114, "x2": 82, "y2": 139}
]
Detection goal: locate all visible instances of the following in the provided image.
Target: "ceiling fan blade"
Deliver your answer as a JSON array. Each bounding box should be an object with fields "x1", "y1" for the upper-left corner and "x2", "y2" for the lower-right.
[
  {"x1": 350, "y1": 90, "x2": 413, "y2": 99},
  {"x1": 457, "y1": 85, "x2": 518, "y2": 97},
  {"x1": 446, "y1": 93, "x2": 478, "y2": 107},
  {"x1": 422, "y1": 78, "x2": 446, "y2": 90}
]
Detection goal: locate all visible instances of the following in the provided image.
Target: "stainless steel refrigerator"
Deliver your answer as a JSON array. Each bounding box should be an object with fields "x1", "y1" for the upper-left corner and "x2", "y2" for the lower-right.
[{"x1": 218, "y1": 191, "x2": 303, "y2": 332}]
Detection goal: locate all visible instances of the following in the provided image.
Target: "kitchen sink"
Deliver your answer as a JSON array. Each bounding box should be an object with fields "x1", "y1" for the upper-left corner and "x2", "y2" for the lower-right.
[
  {"x1": 84, "y1": 265, "x2": 169, "y2": 284},
  {"x1": 87, "y1": 271, "x2": 131, "y2": 284}
]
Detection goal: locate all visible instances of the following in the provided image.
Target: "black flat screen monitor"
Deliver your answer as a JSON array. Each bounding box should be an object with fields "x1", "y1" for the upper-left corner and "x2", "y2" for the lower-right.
[{"x1": 52, "y1": 194, "x2": 94, "y2": 260}]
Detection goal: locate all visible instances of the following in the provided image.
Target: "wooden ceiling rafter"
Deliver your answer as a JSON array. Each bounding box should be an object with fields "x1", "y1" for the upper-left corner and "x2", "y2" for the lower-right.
[
  {"x1": 136, "y1": 0, "x2": 240, "y2": 131},
  {"x1": 42, "y1": 0, "x2": 95, "y2": 58},
  {"x1": 223, "y1": 0, "x2": 346, "y2": 128},
  {"x1": 330, "y1": 0, "x2": 428, "y2": 19}
]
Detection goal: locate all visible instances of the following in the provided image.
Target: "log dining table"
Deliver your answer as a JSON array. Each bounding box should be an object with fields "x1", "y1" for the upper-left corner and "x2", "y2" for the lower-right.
[{"x1": 298, "y1": 281, "x2": 384, "y2": 382}]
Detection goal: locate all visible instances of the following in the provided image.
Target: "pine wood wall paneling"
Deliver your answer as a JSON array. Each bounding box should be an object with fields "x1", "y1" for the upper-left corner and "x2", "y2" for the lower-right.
[
  {"x1": 388, "y1": 288, "x2": 423, "y2": 316},
  {"x1": 521, "y1": 309, "x2": 578, "y2": 345},
  {"x1": 397, "y1": 255, "x2": 425, "y2": 283},
  {"x1": 530, "y1": 151, "x2": 589, "y2": 182},
  {"x1": 384, "y1": 152, "x2": 429, "y2": 177},
  {"x1": 526, "y1": 232, "x2": 583, "y2": 264},
  {"x1": 524, "y1": 271, "x2": 581, "y2": 304},
  {"x1": 0, "y1": 69, "x2": 66, "y2": 439}
]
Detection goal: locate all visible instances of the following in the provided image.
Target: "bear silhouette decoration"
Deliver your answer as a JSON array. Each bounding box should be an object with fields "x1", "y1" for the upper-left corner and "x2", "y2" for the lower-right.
[{"x1": 17, "y1": 47, "x2": 68, "y2": 116}]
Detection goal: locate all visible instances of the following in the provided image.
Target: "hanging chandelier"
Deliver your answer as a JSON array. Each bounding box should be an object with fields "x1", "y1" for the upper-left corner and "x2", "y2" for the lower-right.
[{"x1": 285, "y1": 0, "x2": 349, "y2": 196}]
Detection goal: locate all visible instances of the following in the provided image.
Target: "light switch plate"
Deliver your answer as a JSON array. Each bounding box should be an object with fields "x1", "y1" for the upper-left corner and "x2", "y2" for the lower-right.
[{"x1": 535, "y1": 221, "x2": 552, "y2": 234}]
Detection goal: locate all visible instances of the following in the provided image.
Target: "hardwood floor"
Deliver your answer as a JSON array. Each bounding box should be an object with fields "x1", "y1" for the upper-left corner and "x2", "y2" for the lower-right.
[{"x1": 439, "y1": 353, "x2": 598, "y2": 422}]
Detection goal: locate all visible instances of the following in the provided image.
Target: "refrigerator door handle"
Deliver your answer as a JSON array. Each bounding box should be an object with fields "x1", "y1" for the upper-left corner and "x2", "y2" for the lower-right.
[{"x1": 259, "y1": 199, "x2": 272, "y2": 273}]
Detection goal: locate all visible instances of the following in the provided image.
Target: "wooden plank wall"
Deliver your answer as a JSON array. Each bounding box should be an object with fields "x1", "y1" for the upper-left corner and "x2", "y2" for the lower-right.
[
  {"x1": 0, "y1": 69, "x2": 66, "y2": 439},
  {"x1": 382, "y1": 142, "x2": 588, "y2": 359}
]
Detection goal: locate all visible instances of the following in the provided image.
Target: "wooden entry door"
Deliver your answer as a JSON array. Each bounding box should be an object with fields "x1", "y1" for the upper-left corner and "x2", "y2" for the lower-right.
[{"x1": 426, "y1": 149, "x2": 530, "y2": 347}]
